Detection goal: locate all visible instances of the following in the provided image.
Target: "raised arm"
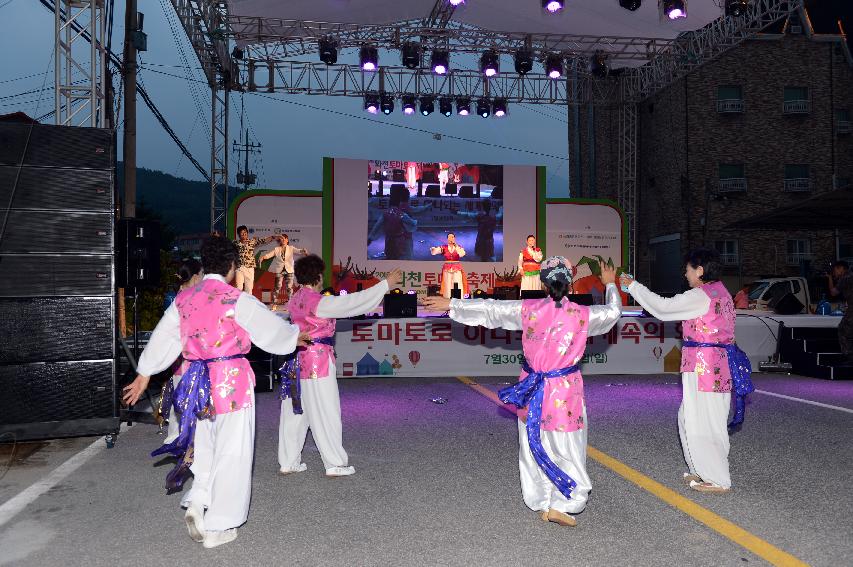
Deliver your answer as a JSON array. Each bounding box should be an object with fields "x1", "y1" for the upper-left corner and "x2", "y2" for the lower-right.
[
  {"x1": 531, "y1": 248, "x2": 543, "y2": 262},
  {"x1": 627, "y1": 281, "x2": 710, "y2": 322},
  {"x1": 367, "y1": 216, "x2": 384, "y2": 242},
  {"x1": 430, "y1": 246, "x2": 444, "y2": 256},
  {"x1": 517, "y1": 252, "x2": 524, "y2": 272},
  {"x1": 236, "y1": 293, "x2": 301, "y2": 354},
  {"x1": 586, "y1": 283, "x2": 623, "y2": 336},
  {"x1": 456, "y1": 246, "x2": 466, "y2": 258},
  {"x1": 449, "y1": 298, "x2": 522, "y2": 330},
  {"x1": 260, "y1": 247, "x2": 277, "y2": 261},
  {"x1": 316, "y1": 279, "x2": 390, "y2": 318}
]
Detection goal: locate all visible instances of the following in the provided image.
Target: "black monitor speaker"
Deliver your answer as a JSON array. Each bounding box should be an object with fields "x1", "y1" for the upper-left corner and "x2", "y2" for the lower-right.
[
  {"x1": 384, "y1": 292, "x2": 417, "y2": 317},
  {"x1": 520, "y1": 290, "x2": 548, "y2": 300},
  {"x1": 425, "y1": 184, "x2": 440, "y2": 197},
  {"x1": 445, "y1": 183, "x2": 458, "y2": 195},
  {"x1": 773, "y1": 293, "x2": 804, "y2": 315}
]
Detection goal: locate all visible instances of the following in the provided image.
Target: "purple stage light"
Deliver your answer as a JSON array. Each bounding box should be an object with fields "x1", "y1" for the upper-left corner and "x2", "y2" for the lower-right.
[
  {"x1": 543, "y1": 0, "x2": 564, "y2": 13},
  {"x1": 360, "y1": 45, "x2": 378, "y2": 71},
  {"x1": 548, "y1": 69, "x2": 561, "y2": 79},
  {"x1": 668, "y1": 8, "x2": 684, "y2": 19},
  {"x1": 662, "y1": 0, "x2": 687, "y2": 19},
  {"x1": 362, "y1": 62, "x2": 376, "y2": 71},
  {"x1": 449, "y1": 0, "x2": 465, "y2": 6},
  {"x1": 434, "y1": 64, "x2": 446, "y2": 75},
  {"x1": 494, "y1": 109, "x2": 506, "y2": 117},
  {"x1": 366, "y1": 104, "x2": 378, "y2": 114}
]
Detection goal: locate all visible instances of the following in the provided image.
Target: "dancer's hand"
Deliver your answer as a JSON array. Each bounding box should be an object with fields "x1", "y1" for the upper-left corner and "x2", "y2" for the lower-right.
[
  {"x1": 122, "y1": 374, "x2": 151, "y2": 407},
  {"x1": 297, "y1": 331, "x2": 313, "y2": 347},
  {"x1": 599, "y1": 260, "x2": 617, "y2": 285},
  {"x1": 386, "y1": 268, "x2": 403, "y2": 286},
  {"x1": 619, "y1": 272, "x2": 635, "y2": 288},
  {"x1": 421, "y1": 296, "x2": 451, "y2": 312}
]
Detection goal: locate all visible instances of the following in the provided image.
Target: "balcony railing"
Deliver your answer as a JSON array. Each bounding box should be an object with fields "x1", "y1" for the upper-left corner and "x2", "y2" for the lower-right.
[
  {"x1": 716, "y1": 99, "x2": 744, "y2": 113},
  {"x1": 719, "y1": 253, "x2": 739, "y2": 266},
  {"x1": 783, "y1": 178, "x2": 811, "y2": 192},
  {"x1": 718, "y1": 178, "x2": 747, "y2": 192},
  {"x1": 783, "y1": 99, "x2": 810, "y2": 114},
  {"x1": 786, "y1": 252, "x2": 813, "y2": 266},
  {"x1": 837, "y1": 120, "x2": 851, "y2": 135}
]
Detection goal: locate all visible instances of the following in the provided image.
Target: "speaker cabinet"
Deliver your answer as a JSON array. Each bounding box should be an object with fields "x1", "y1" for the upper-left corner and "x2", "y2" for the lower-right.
[
  {"x1": 0, "y1": 122, "x2": 114, "y2": 170},
  {"x1": 116, "y1": 218, "x2": 161, "y2": 288},
  {"x1": 384, "y1": 293, "x2": 417, "y2": 317},
  {"x1": 0, "y1": 166, "x2": 113, "y2": 211},
  {"x1": 773, "y1": 293, "x2": 805, "y2": 315}
]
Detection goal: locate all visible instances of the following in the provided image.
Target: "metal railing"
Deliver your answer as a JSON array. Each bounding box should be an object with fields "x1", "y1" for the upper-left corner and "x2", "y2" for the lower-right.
[
  {"x1": 783, "y1": 99, "x2": 809, "y2": 114},
  {"x1": 716, "y1": 99, "x2": 743, "y2": 113},
  {"x1": 718, "y1": 178, "x2": 747, "y2": 192},
  {"x1": 783, "y1": 178, "x2": 811, "y2": 192}
]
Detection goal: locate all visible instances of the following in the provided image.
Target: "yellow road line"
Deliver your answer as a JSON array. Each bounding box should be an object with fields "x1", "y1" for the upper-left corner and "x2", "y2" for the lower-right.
[{"x1": 456, "y1": 376, "x2": 809, "y2": 567}]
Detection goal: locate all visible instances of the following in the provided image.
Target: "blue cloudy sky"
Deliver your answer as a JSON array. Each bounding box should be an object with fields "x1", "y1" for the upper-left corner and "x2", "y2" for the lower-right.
[{"x1": 1, "y1": 1, "x2": 572, "y2": 195}]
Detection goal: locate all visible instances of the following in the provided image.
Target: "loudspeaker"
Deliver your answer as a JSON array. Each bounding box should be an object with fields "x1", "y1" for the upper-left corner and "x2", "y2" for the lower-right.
[
  {"x1": 0, "y1": 166, "x2": 113, "y2": 211},
  {"x1": 773, "y1": 293, "x2": 805, "y2": 315},
  {"x1": 451, "y1": 284, "x2": 462, "y2": 299},
  {"x1": 459, "y1": 185, "x2": 475, "y2": 198},
  {"x1": 425, "y1": 184, "x2": 440, "y2": 197},
  {"x1": 492, "y1": 286, "x2": 519, "y2": 300},
  {"x1": 444, "y1": 183, "x2": 458, "y2": 196},
  {"x1": 520, "y1": 290, "x2": 548, "y2": 299},
  {"x1": 384, "y1": 293, "x2": 417, "y2": 317},
  {"x1": 116, "y1": 218, "x2": 161, "y2": 288},
  {"x1": 0, "y1": 122, "x2": 114, "y2": 169},
  {"x1": 426, "y1": 284, "x2": 441, "y2": 297},
  {"x1": 392, "y1": 169, "x2": 406, "y2": 182}
]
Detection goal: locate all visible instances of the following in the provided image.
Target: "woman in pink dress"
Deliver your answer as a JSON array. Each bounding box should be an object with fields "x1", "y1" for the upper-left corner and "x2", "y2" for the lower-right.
[{"x1": 424, "y1": 257, "x2": 621, "y2": 527}]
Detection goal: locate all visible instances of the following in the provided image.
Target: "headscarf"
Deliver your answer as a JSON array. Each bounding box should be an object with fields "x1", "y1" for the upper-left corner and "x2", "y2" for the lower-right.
[{"x1": 539, "y1": 256, "x2": 575, "y2": 287}]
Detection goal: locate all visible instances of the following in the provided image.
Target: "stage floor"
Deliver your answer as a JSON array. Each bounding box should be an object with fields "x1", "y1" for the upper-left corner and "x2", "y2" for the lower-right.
[{"x1": 2, "y1": 373, "x2": 851, "y2": 566}]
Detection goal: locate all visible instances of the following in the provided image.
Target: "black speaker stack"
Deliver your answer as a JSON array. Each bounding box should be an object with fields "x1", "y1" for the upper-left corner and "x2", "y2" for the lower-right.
[{"x1": 0, "y1": 122, "x2": 120, "y2": 441}]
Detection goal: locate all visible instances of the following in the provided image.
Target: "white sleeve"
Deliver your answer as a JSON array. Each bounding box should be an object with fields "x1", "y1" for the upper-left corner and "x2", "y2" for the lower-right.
[
  {"x1": 587, "y1": 283, "x2": 623, "y2": 336},
  {"x1": 627, "y1": 281, "x2": 710, "y2": 321},
  {"x1": 457, "y1": 246, "x2": 466, "y2": 258},
  {"x1": 316, "y1": 280, "x2": 389, "y2": 318},
  {"x1": 449, "y1": 298, "x2": 523, "y2": 330},
  {"x1": 518, "y1": 252, "x2": 524, "y2": 271},
  {"x1": 532, "y1": 249, "x2": 543, "y2": 262},
  {"x1": 136, "y1": 304, "x2": 183, "y2": 376},
  {"x1": 235, "y1": 293, "x2": 301, "y2": 355}
]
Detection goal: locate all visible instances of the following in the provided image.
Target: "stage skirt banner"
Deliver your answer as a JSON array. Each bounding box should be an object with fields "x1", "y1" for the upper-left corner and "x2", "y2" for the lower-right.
[{"x1": 333, "y1": 313, "x2": 796, "y2": 378}]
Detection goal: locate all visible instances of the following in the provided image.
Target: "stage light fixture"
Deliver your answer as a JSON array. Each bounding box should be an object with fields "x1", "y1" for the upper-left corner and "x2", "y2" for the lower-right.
[
  {"x1": 619, "y1": 0, "x2": 642, "y2": 10},
  {"x1": 380, "y1": 93, "x2": 394, "y2": 115},
  {"x1": 231, "y1": 46, "x2": 244, "y2": 60},
  {"x1": 545, "y1": 54, "x2": 563, "y2": 79},
  {"x1": 456, "y1": 97, "x2": 471, "y2": 116},
  {"x1": 542, "y1": 0, "x2": 564, "y2": 13},
  {"x1": 364, "y1": 93, "x2": 380, "y2": 114},
  {"x1": 476, "y1": 97, "x2": 491, "y2": 118},
  {"x1": 661, "y1": 0, "x2": 687, "y2": 20},
  {"x1": 402, "y1": 95, "x2": 416, "y2": 115},
  {"x1": 480, "y1": 50, "x2": 499, "y2": 78},
  {"x1": 590, "y1": 51, "x2": 609, "y2": 78},
  {"x1": 439, "y1": 96, "x2": 453, "y2": 117},
  {"x1": 360, "y1": 45, "x2": 378, "y2": 71},
  {"x1": 514, "y1": 48, "x2": 533, "y2": 75},
  {"x1": 431, "y1": 49, "x2": 449, "y2": 75},
  {"x1": 448, "y1": 0, "x2": 465, "y2": 6},
  {"x1": 493, "y1": 98, "x2": 508, "y2": 117},
  {"x1": 725, "y1": 0, "x2": 748, "y2": 17},
  {"x1": 420, "y1": 96, "x2": 435, "y2": 116},
  {"x1": 319, "y1": 38, "x2": 337, "y2": 65},
  {"x1": 401, "y1": 42, "x2": 421, "y2": 69}
]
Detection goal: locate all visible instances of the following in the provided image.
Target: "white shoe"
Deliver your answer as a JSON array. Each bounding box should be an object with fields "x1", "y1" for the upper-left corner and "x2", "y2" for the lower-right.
[
  {"x1": 278, "y1": 463, "x2": 308, "y2": 475},
  {"x1": 202, "y1": 528, "x2": 237, "y2": 549},
  {"x1": 325, "y1": 465, "x2": 355, "y2": 477},
  {"x1": 184, "y1": 503, "x2": 205, "y2": 543}
]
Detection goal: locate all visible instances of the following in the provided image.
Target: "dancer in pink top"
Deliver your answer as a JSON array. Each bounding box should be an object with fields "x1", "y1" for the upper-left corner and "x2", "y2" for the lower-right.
[{"x1": 424, "y1": 257, "x2": 621, "y2": 527}]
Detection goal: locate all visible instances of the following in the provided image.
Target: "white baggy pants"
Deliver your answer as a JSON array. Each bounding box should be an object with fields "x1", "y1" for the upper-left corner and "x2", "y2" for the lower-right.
[
  {"x1": 678, "y1": 372, "x2": 732, "y2": 488},
  {"x1": 517, "y1": 407, "x2": 592, "y2": 515},
  {"x1": 234, "y1": 266, "x2": 255, "y2": 294}
]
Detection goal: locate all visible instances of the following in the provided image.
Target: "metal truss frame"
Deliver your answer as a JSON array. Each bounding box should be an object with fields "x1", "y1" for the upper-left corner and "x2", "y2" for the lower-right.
[
  {"x1": 210, "y1": 87, "x2": 229, "y2": 231},
  {"x1": 618, "y1": 90, "x2": 638, "y2": 274},
  {"x1": 54, "y1": 0, "x2": 106, "y2": 127}
]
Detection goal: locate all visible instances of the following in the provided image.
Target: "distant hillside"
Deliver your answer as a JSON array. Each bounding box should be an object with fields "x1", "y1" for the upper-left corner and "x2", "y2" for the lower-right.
[{"x1": 116, "y1": 164, "x2": 210, "y2": 235}]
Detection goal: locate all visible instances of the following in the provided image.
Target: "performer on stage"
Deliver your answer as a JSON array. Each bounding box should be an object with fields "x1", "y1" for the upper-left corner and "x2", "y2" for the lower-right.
[
  {"x1": 367, "y1": 185, "x2": 430, "y2": 260},
  {"x1": 278, "y1": 256, "x2": 402, "y2": 477},
  {"x1": 621, "y1": 248, "x2": 753, "y2": 494},
  {"x1": 234, "y1": 225, "x2": 275, "y2": 294},
  {"x1": 518, "y1": 235, "x2": 544, "y2": 291},
  {"x1": 123, "y1": 236, "x2": 307, "y2": 548},
  {"x1": 260, "y1": 234, "x2": 308, "y2": 306},
  {"x1": 423, "y1": 257, "x2": 620, "y2": 526},
  {"x1": 430, "y1": 233, "x2": 468, "y2": 298},
  {"x1": 457, "y1": 199, "x2": 502, "y2": 262}
]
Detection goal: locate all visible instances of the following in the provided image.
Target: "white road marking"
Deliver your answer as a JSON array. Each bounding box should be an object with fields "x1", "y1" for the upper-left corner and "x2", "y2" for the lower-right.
[{"x1": 754, "y1": 389, "x2": 853, "y2": 414}]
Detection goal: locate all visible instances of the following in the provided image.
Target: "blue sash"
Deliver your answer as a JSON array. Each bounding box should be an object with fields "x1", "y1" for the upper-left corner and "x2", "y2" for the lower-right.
[
  {"x1": 682, "y1": 340, "x2": 754, "y2": 432},
  {"x1": 498, "y1": 362, "x2": 581, "y2": 500},
  {"x1": 150, "y1": 353, "x2": 245, "y2": 493},
  {"x1": 279, "y1": 336, "x2": 336, "y2": 415}
]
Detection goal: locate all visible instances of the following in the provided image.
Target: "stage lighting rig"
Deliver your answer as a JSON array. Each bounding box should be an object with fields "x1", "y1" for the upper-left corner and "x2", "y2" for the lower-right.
[
  {"x1": 380, "y1": 93, "x2": 394, "y2": 115},
  {"x1": 480, "y1": 50, "x2": 499, "y2": 77},
  {"x1": 514, "y1": 48, "x2": 534, "y2": 75},
  {"x1": 401, "y1": 42, "x2": 421, "y2": 69},
  {"x1": 448, "y1": 0, "x2": 465, "y2": 6},
  {"x1": 420, "y1": 96, "x2": 435, "y2": 116},
  {"x1": 456, "y1": 97, "x2": 471, "y2": 116},
  {"x1": 439, "y1": 97, "x2": 453, "y2": 117},
  {"x1": 476, "y1": 98, "x2": 491, "y2": 118},
  {"x1": 725, "y1": 0, "x2": 748, "y2": 17},
  {"x1": 319, "y1": 38, "x2": 337, "y2": 65},
  {"x1": 661, "y1": 0, "x2": 687, "y2": 20},
  {"x1": 360, "y1": 45, "x2": 378, "y2": 71},
  {"x1": 364, "y1": 93, "x2": 379, "y2": 114},
  {"x1": 619, "y1": 0, "x2": 642, "y2": 10},
  {"x1": 402, "y1": 95, "x2": 416, "y2": 115},
  {"x1": 590, "y1": 51, "x2": 609, "y2": 77},
  {"x1": 431, "y1": 49, "x2": 449, "y2": 75},
  {"x1": 545, "y1": 54, "x2": 563, "y2": 79},
  {"x1": 493, "y1": 98, "x2": 508, "y2": 117},
  {"x1": 542, "y1": 0, "x2": 564, "y2": 13}
]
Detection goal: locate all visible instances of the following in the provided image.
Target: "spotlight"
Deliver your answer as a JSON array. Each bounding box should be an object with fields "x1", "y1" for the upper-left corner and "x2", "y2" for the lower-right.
[
  {"x1": 661, "y1": 0, "x2": 687, "y2": 20},
  {"x1": 231, "y1": 46, "x2": 244, "y2": 60},
  {"x1": 431, "y1": 49, "x2": 449, "y2": 75},
  {"x1": 420, "y1": 95, "x2": 435, "y2": 116},
  {"x1": 448, "y1": 0, "x2": 465, "y2": 5},
  {"x1": 364, "y1": 92, "x2": 380, "y2": 114},
  {"x1": 401, "y1": 42, "x2": 421, "y2": 69},
  {"x1": 319, "y1": 38, "x2": 337, "y2": 65},
  {"x1": 439, "y1": 96, "x2": 453, "y2": 117},
  {"x1": 456, "y1": 97, "x2": 471, "y2": 116},
  {"x1": 493, "y1": 98, "x2": 507, "y2": 117},
  {"x1": 360, "y1": 45, "x2": 378, "y2": 71},
  {"x1": 542, "y1": 0, "x2": 564, "y2": 13},
  {"x1": 590, "y1": 51, "x2": 609, "y2": 78},
  {"x1": 380, "y1": 93, "x2": 394, "y2": 115},
  {"x1": 514, "y1": 48, "x2": 533, "y2": 75},
  {"x1": 480, "y1": 50, "x2": 499, "y2": 78},
  {"x1": 619, "y1": 0, "x2": 642, "y2": 10},
  {"x1": 402, "y1": 94, "x2": 416, "y2": 115},
  {"x1": 476, "y1": 97, "x2": 491, "y2": 118},
  {"x1": 545, "y1": 53, "x2": 563, "y2": 79},
  {"x1": 725, "y1": 0, "x2": 748, "y2": 17}
]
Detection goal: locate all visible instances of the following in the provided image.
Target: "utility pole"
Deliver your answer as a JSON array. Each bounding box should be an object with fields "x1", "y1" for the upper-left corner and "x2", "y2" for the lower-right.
[
  {"x1": 232, "y1": 129, "x2": 261, "y2": 192},
  {"x1": 122, "y1": 0, "x2": 138, "y2": 218}
]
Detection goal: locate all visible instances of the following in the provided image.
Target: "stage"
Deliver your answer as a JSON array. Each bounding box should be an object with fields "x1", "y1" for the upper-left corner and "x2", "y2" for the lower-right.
[{"x1": 332, "y1": 310, "x2": 842, "y2": 378}]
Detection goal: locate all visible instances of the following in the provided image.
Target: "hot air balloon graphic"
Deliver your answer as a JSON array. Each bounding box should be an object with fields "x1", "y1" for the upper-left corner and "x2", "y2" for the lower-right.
[{"x1": 408, "y1": 350, "x2": 421, "y2": 367}]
